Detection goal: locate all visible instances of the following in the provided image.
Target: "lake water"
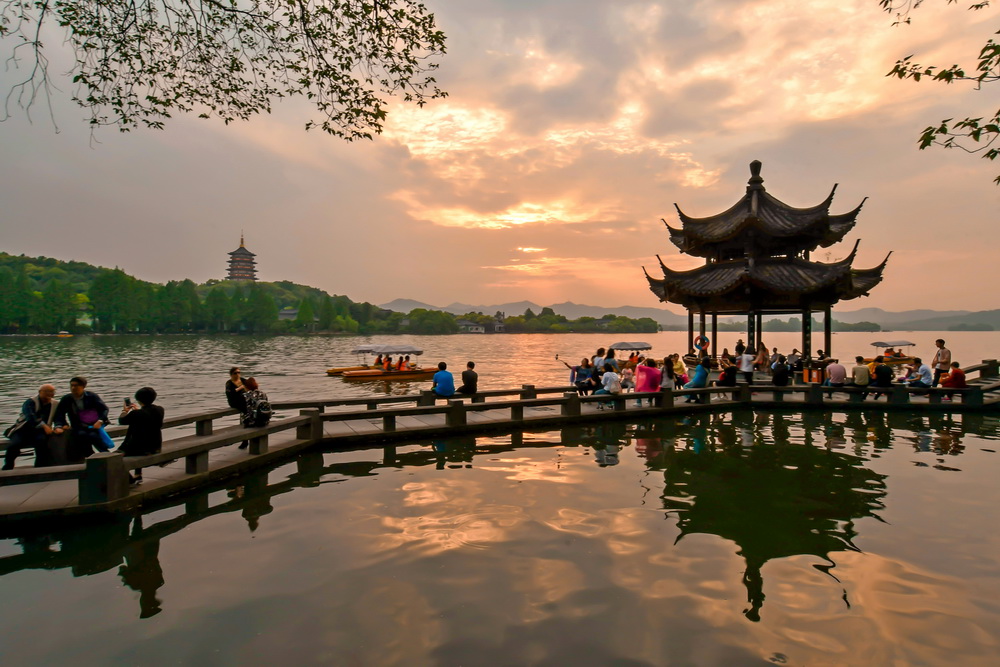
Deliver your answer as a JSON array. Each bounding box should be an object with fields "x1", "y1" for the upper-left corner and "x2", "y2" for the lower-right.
[{"x1": 1, "y1": 333, "x2": 1000, "y2": 664}]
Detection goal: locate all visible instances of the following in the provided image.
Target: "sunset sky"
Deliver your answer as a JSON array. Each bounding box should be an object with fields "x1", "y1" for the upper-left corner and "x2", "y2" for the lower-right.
[{"x1": 1, "y1": 0, "x2": 997, "y2": 314}]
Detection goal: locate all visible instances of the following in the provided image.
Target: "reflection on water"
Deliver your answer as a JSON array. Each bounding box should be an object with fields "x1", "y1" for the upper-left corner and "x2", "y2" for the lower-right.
[{"x1": 1, "y1": 411, "x2": 999, "y2": 663}]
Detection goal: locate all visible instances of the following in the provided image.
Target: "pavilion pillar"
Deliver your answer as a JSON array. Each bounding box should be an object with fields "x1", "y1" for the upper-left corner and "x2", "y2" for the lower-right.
[
  {"x1": 687, "y1": 310, "x2": 694, "y2": 354},
  {"x1": 801, "y1": 308, "x2": 812, "y2": 361},
  {"x1": 755, "y1": 312, "x2": 763, "y2": 351},
  {"x1": 747, "y1": 310, "x2": 757, "y2": 354},
  {"x1": 711, "y1": 313, "x2": 718, "y2": 360},
  {"x1": 824, "y1": 306, "x2": 833, "y2": 357},
  {"x1": 699, "y1": 310, "x2": 707, "y2": 356}
]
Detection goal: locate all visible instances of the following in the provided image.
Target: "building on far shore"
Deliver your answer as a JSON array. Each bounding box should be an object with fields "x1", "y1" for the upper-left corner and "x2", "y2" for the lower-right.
[{"x1": 227, "y1": 234, "x2": 258, "y2": 281}]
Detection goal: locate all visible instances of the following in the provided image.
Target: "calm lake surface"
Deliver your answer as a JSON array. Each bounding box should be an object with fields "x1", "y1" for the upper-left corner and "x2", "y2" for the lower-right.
[{"x1": 1, "y1": 332, "x2": 999, "y2": 664}]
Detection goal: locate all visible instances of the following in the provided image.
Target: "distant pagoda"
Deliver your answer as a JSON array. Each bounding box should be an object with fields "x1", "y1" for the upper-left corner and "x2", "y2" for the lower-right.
[
  {"x1": 226, "y1": 234, "x2": 258, "y2": 281},
  {"x1": 645, "y1": 161, "x2": 890, "y2": 362}
]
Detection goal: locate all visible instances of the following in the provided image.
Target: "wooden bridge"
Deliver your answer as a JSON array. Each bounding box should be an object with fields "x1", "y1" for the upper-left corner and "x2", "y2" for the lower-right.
[{"x1": 1, "y1": 359, "x2": 998, "y2": 523}]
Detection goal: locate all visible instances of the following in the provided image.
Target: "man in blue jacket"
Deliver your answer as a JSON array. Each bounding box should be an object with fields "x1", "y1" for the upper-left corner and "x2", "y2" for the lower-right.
[
  {"x1": 432, "y1": 362, "x2": 455, "y2": 398},
  {"x1": 2, "y1": 384, "x2": 58, "y2": 470},
  {"x1": 54, "y1": 376, "x2": 110, "y2": 462}
]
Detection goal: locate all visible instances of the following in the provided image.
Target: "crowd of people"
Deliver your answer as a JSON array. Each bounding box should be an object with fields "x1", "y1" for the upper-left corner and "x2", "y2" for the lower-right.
[{"x1": 557, "y1": 338, "x2": 969, "y2": 403}]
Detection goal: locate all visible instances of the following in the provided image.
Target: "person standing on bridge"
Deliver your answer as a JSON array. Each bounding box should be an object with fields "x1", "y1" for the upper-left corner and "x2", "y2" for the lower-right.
[
  {"x1": 118, "y1": 387, "x2": 164, "y2": 485},
  {"x1": 932, "y1": 339, "x2": 952, "y2": 387},
  {"x1": 2, "y1": 384, "x2": 58, "y2": 470}
]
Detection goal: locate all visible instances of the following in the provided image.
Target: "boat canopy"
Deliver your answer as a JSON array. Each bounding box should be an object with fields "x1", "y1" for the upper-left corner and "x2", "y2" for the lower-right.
[
  {"x1": 351, "y1": 345, "x2": 380, "y2": 354},
  {"x1": 609, "y1": 341, "x2": 653, "y2": 351},
  {"x1": 370, "y1": 344, "x2": 424, "y2": 356},
  {"x1": 870, "y1": 340, "x2": 916, "y2": 348}
]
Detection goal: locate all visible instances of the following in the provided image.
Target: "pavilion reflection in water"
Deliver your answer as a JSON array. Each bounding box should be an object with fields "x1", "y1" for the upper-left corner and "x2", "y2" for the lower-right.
[{"x1": 0, "y1": 411, "x2": 992, "y2": 620}]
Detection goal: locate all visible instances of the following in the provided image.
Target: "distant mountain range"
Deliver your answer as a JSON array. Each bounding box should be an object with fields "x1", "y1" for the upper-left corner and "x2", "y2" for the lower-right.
[{"x1": 380, "y1": 299, "x2": 1000, "y2": 331}]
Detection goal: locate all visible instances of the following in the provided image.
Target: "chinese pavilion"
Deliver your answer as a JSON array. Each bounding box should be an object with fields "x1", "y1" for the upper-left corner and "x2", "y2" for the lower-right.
[
  {"x1": 645, "y1": 161, "x2": 889, "y2": 362},
  {"x1": 226, "y1": 234, "x2": 258, "y2": 281}
]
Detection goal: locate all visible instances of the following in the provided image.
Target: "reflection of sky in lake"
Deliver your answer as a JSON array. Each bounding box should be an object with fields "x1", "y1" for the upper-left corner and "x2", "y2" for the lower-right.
[{"x1": 1, "y1": 410, "x2": 999, "y2": 664}]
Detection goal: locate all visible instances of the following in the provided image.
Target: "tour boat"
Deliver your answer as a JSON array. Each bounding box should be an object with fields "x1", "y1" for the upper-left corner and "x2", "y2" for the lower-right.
[
  {"x1": 326, "y1": 345, "x2": 380, "y2": 376},
  {"x1": 56, "y1": 331, "x2": 73, "y2": 338},
  {"x1": 339, "y1": 344, "x2": 433, "y2": 381},
  {"x1": 864, "y1": 340, "x2": 917, "y2": 366}
]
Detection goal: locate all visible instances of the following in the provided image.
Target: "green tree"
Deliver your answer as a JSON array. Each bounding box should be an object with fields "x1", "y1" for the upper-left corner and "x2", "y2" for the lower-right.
[
  {"x1": 0, "y1": 1, "x2": 447, "y2": 138},
  {"x1": 246, "y1": 284, "x2": 278, "y2": 333},
  {"x1": 37, "y1": 280, "x2": 78, "y2": 331},
  {"x1": 294, "y1": 298, "x2": 317, "y2": 331},
  {"x1": 318, "y1": 297, "x2": 337, "y2": 331},
  {"x1": 882, "y1": 1, "x2": 999, "y2": 183},
  {"x1": 205, "y1": 286, "x2": 232, "y2": 332}
]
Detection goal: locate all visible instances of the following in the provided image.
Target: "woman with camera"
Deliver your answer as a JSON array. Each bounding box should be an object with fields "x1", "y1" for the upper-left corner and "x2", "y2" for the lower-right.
[{"x1": 118, "y1": 386, "x2": 165, "y2": 485}]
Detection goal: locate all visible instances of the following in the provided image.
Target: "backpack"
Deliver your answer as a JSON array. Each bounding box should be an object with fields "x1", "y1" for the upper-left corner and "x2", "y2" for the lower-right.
[
  {"x1": 607, "y1": 376, "x2": 622, "y2": 394},
  {"x1": 251, "y1": 399, "x2": 273, "y2": 427}
]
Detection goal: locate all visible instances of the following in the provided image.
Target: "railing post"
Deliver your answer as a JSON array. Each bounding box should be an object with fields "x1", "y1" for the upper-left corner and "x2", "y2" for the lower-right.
[
  {"x1": 195, "y1": 417, "x2": 213, "y2": 436},
  {"x1": 472, "y1": 395, "x2": 486, "y2": 404},
  {"x1": 417, "y1": 391, "x2": 436, "y2": 407},
  {"x1": 447, "y1": 400, "x2": 468, "y2": 427},
  {"x1": 806, "y1": 383, "x2": 824, "y2": 406},
  {"x1": 511, "y1": 404, "x2": 524, "y2": 421},
  {"x1": 661, "y1": 388, "x2": 674, "y2": 409},
  {"x1": 928, "y1": 391, "x2": 942, "y2": 405},
  {"x1": 249, "y1": 434, "x2": 269, "y2": 455},
  {"x1": 773, "y1": 387, "x2": 784, "y2": 402},
  {"x1": 738, "y1": 384, "x2": 751, "y2": 403},
  {"x1": 613, "y1": 395, "x2": 626, "y2": 411},
  {"x1": 889, "y1": 385, "x2": 910, "y2": 405},
  {"x1": 848, "y1": 388, "x2": 865, "y2": 403},
  {"x1": 383, "y1": 414, "x2": 397, "y2": 432},
  {"x1": 520, "y1": 384, "x2": 537, "y2": 400},
  {"x1": 186, "y1": 451, "x2": 209, "y2": 474},
  {"x1": 966, "y1": 387, "x2": 984, "y2": 406},
  {"x1": 984, "y1": 359, "x2": 999, "y2": 377},
  {"x1": 297, "y1": 409, "x2": 322, "y2": 441},
  {"x1": 561, "y1": 392, "x2": 581, "y2": 417},
  {"x1": 79, "y1": 452, "x2": 128, "y2": 505},
  {"x1": 367, "y1": 402, "x2": 379, "y2": 411}
]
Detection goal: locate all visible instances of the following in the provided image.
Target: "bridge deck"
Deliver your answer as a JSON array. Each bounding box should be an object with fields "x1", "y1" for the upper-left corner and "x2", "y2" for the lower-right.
[{"x1": 2, "y1": 370, "x2": 999, "y2": 523}]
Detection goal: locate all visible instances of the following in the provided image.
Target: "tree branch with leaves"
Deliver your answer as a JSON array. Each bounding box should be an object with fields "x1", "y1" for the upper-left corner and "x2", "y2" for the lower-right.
[
  {"x1": 881, "y1": 1, "x2": 999, "y2": 183},
  {"x1": 0, "y1": 0, "x2": 447, "y2": 138}
]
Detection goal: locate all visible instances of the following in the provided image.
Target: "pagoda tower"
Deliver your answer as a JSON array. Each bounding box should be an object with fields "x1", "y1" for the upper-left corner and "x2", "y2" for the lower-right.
[
  {"x1": 226, "y1": 234, "x2": 258, "y2": 281},
  {"x1": 645, "y1": 161, "x2": 890, "y2": 362}
]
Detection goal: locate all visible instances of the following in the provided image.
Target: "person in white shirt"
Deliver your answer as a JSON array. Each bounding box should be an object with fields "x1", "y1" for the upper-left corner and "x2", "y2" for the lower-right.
[
  {"x1": 931, "y1": 339, "x2": 951, "y2": 387},
  {"x1": 739, "y1": 348, "x2": 756, "y2": 385}
]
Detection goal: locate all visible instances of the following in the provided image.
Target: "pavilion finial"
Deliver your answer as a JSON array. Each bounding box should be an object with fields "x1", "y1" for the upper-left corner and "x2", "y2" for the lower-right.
[
  {"x1": 747, "y1": 160, "x2": 764, "y2": 192},
  {"x1": 240, "y1": 231, "x2": 245, "y2": 247}
]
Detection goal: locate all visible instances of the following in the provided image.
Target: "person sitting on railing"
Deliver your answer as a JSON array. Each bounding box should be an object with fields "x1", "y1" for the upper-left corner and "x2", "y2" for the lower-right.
[
  {"x1": 870, "y1": 356, "x2": 895, "y2": 399},
  {"x1": 240, "y1": 377, "x2": 273, "y2": 444},
  {"x1": 53, "y1": 376, "x2": 111, "y2": 463},
  {"x1": 850, "y1": 356, "x2": 871, "y2": 400},
  {"x1": 939, "y1": 362, "x2": 967, "y2": 400},
  {"x1": 593, "y1": 362, "x2": 622, "y2": 409},
  {"x1": 456, "y1": 361, "x2": 478, "y2": 395},
  {"x1": 683, "y1": 357, "x2": 711, "y2": 403},
  {"x1": 2, "y1": 384, "x2": 58, "y2": 470},
  {"x1": 903, "y1": 357, "x2": 933, "y2": 391},
  {"x1": 772, "y1": 355, "x2": 792, "y2": 387},
  {"x1": 118, "y1": 387, "x2": 164, "y2": 486},
  {"x1": 712, "y1": 357, "x2": 738, "y2": 389},
  {"x1": 671, "y1": 354, "x2": 688, "y2": 386},
  {"x1": 660, "y1": 357, "x2": 678, "y2": 392},
  {"x1": 225, "y1": 367, "x2": 249, "y2": 450},
  {"x1": 432, "y1": 362, "x2": 455, "y2": 398},
  {"x1": 560, "y1": 357, "x2": 595, "y2": 395}
]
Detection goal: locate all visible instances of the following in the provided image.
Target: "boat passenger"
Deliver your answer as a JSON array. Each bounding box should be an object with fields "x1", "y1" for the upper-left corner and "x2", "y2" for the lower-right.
[
  {"x1": 372, "y1": 355, "x2": 383, "y2": 369},
  {"x1": 384, "y1": 356, "x2": 393, "y2": 371},
  {"x1": 395, "y1": 356, "x2": 405, "y2": 371},
  {"x1": 403, "y1": 355, "x2": 413, "y2": 370}
]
